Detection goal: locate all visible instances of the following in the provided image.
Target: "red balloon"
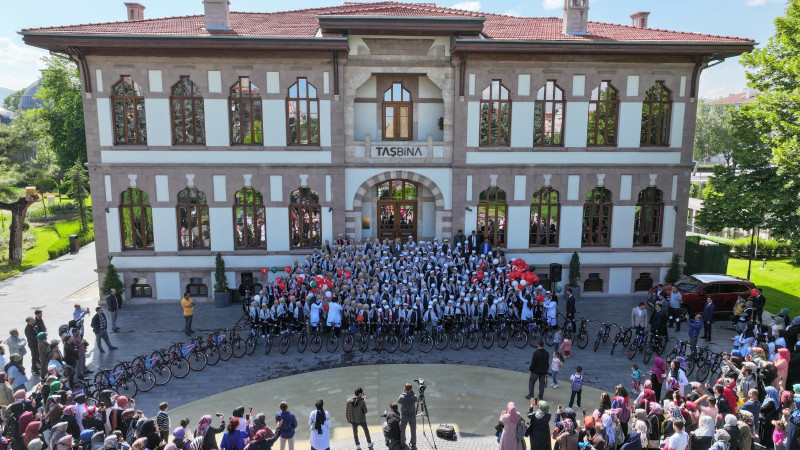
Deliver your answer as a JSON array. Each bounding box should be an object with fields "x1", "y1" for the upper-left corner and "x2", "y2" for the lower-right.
[
  {"x1": 323, "y1": 304, "x2": 330, "y2": 312},
  {"x1": 750, "y1": 289, "x2": 759, "y2": 297},
  {"x1": 471, "y1": 276, "x2": 477, "y2": 284},
  {"x1": 345, "y1": 272, "x2": 352, "y2": 279},
  {"x1": 337, "y1": 269, "x2": 345, "y2": 277},
  {"x1": 285, "y1": 266, "x2": 292, "y2": 273},
  {"x1": 357, "y1": 315, "x2": 365, "y2": 323},
  {"x1": 481, "y1": 261, "x2": 487, "y2": 269},
  {"x1": 260, "y1": 267, "x2": 268, "y2": 275},
  {"x1": 477, "y1": 272, "x2": 484, "y2": 280},
  {"x1": 297, "y1": 276, "x2": 304, "y2": 284},
  {"x1": 536, "y1": 294, "x2": 545, "y2": 302},
  {"x1": 311, "y1": 288, "x2": 317, "y2": 293},
  {"x1": 279, "y1": 283, "x2": 286, "y2": 291}
]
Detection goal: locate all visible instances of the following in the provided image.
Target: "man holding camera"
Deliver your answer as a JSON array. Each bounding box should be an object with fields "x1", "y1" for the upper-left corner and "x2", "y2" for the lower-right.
[
  {"x1": 397, "y1": 382, "x2": 417, "y2": 450},
  {"x1": 346, "y1": 387, "x2": 372, "y2": 449},
  {"x1": 383, "y1": 403, "x2": 402, "y2": 450}
]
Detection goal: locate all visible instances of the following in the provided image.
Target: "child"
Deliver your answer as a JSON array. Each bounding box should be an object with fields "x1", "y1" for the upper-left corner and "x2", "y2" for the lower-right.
[
  {"x1": 773, "y1": 419, "x2": 786, "y2": 450},
  {"x1": 551, "y1": 351, "x2": 563, "y2": 389},
  {"x1": 157, "y1": 402, "x2": 170, "y2": 441},
  {"x1": 559, "y1": 334, "x2": 573, "y2": 357},
  {"x1": 553, "y1": 326, "x2": 564, "y2": 348},
  {"x1": 631, "y1": 364, "x2": 644, "y2": 394},
  {"x1": 569, "y1": 366, "x2": 583, "y2": 408}
]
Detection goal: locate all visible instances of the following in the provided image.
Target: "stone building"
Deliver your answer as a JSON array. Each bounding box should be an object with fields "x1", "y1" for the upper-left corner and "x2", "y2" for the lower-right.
[{"x1": 21, "y1": 1, "x2": 753, "y2": 299}]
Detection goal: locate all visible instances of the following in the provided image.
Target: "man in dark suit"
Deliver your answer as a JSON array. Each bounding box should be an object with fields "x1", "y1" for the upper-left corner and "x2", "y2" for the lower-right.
[
  {"x1": 753, "y1": 289, "x2": 766, "y2": 324},
  {"x1": 468, "y1": 231, "x2": 480, "y2": 254},
  {"x1": 480, "y1": 238, "x2": 492, "y2": 255},
  {"x1": 565, "y1": 288, "x2": 576, "y2": 330},
  {"x1": 453, "y1": 229, "x2": 466, "y2": 250},
  {"x1": 702, "y1": 296, "x2": 715, "y2": 340},
  {"x1": 650, "y1": 302, "x2": 667, "y2": 337}
]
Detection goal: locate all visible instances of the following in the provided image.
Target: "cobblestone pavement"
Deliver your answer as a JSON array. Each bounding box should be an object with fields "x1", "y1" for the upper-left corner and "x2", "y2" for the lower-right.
[{"x1": 0, "y1": 244, "x2": 742, "y2": 431}]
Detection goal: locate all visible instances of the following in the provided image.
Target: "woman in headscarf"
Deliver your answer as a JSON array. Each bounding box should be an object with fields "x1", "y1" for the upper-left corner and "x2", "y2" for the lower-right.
[
  {"x1": 498, "y1": 401, "x2": 523, "y2": 450},
  {"x1": 652, "y1": 357, "x2": 667, "y2": 401},
  {"x1": 131, "y1": 438, "x2": 148, "y2": 450},
  {"x1": 243, "y1": 428, "x2": 282, "y2": 450},
  {"x1": 248, "y1": 414, "x2": 272, "y2": 440},
  {"x1": 722, "y1": 415, "x2": 740, "y2": 450},
  {"x1": 634, "y1": 420, "x2": 651, "y2": 449},
  {"x1": 90, "y1": 430, "x2": 106, "y2": 450},
  {"x1": 0, "y1": 373, "x2": 14, "y2": 407},
  {"x1": 635, "y1": 381, "x2": 657, "y2": 413},
  {"x1": 592, "y1": 418, "x2": 609, "y2": 450},
  {"x1": 691, "y1": 415, "x2": 715, "y2": 450},
  {"x1": 307, "y1": 400, "x2": 330, "y2": 450},
  {"x1": 17, "y1": 411, "x2": 33, "y2": 437},
  {"x1": 54, "y1": 434, "x2": 73, "y2": 450},
  {"x1": 61, "y1": 405, "x2": 82, "y2": 439},
  {"x1": 601, "y1": 414, "x2": 616, "y2": 449},
  {"x1": 196, "y1": 414, "x2": 226, "y2": 450},
  {"x1": 620, "y1": 428, "x2": 643, "y2": 450},
  {"x1": 140, "y1": 417, "x2": 162, "y2": 450},
  {"x1": 761, "y1": 386, "x2": 781, "y2": 448},
  {"x1": 645, "y1": 403, "x2": 663, "y2": 447},
  {"x1": 48, "y1": 422, "x2": 69, "y2": 450},
  {"x1": 710, "y1": 429, "x2": 731, "y2": 450},
  {"x1": 526, "y1": 400, "x2": 552, "y2": 450},
  {"x1": 22, "y1": 421, "x2": 42, "y2": 447},
  {"x1": 556, "y1": 418, "x2": 579, "y2": 450}
]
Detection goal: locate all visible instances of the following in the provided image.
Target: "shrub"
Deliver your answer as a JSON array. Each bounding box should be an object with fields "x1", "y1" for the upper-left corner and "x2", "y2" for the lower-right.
[
  {"x1": 665, "y1": 254, "x2": 682, "y2": 284},
  {"x1": 693, "y1": 234, "x2": 793, "y2": 258},
  {"x1": 101, "y1": 263, "x2": 124, "y2": 295},
  {"x1": 27, "y1": 202, "x2": 78, "y2": 220},
  {"x1": 22, "y1": 222, "x2": 30, "y2": 231},
  {"x1": 568, "y1": 251, "x2": 580, "y2": 286}
]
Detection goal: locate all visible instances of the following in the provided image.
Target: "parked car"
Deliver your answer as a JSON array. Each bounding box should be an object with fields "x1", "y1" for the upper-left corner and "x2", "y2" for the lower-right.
[{"x1": 646, "y1": 274, "x2": 756, "y2": 315}]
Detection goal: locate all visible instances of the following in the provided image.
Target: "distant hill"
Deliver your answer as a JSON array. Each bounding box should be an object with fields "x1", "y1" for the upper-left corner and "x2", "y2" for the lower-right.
[{"x1": 0, "y1": 87, "x2": 15, "y2": 104}]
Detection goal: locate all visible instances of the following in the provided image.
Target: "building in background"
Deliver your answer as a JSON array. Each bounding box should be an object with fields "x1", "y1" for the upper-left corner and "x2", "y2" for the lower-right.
[{"x1": 21, "y1": 0, "x2": 753, "y2": 299}]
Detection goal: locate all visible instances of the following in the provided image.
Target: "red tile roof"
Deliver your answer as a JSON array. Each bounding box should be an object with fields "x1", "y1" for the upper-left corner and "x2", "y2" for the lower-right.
[
  {"x1": 707, "y1": 91, "x2": 758, "y2": 105},
  {"x1": 21, "y1": 1, "x2": 753, "y2": 44}
]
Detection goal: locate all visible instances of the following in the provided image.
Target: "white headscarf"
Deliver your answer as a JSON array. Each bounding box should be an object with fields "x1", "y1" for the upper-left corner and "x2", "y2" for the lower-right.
[{"x1": 696, "y1": 415, "x2": 715, "y2": 437}]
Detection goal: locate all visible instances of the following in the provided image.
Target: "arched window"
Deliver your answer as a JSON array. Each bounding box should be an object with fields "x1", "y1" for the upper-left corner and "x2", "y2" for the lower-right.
[
  {"x1": 477, "y1": 187, "x2": 507, "y2": 247},
  {"x1": 170, "y1": 76, "x2": 206, "y2": 145},
  {"x1": 530, "y1": 187, "x2": 560, "y2": 247},
  {"x1": 119, "y1": 188, "x2": 153, "y2": 250},
  {"x1": 229, "y1": 77, "x2": 263, "y2": 145},
  {"x1": 111, "y1": 76, "x2": 147, "y2": 144},
  {"x1": 640, "y1": 81, "x2": 672, "y2": 146},
  {"x1": 233, "y1": 188, "x2": 266, "y2": 249},
  {"x1": 582, "y1": 187, "x2": 613, "y2": 247},
  {"x1": 479, "y1": 80, "x2": 511, "y2": 146},
  {"x1": 534, "y1": 80, "x2": 565, "y2": 146},
  {"x1": 289, "y1": 188, "x2": 322, "y2": 249},
  {"x1": 587, "y1": 81, "x2": 619, "y2": 146},
  {"x1": 383, "y1": 82, "x2": 412, "y2": 140},
  {"x1": 634, "y1": 187, "x2": 664, "y2": 246},
  {"x1": 287, "y1": 78, "x2": 319, "y2": 145},
  {"x1": 177, "y1": 187, "x2": 210, "y2": 250}
]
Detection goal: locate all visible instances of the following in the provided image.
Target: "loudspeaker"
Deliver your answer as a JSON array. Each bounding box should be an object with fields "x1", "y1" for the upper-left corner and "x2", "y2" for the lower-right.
[
  {"x1": 241, "y1": 272, "x2": 254, "y2": 291},
  {"x1": 549, "y1": 263, "x2": 563, "y2": 282}
]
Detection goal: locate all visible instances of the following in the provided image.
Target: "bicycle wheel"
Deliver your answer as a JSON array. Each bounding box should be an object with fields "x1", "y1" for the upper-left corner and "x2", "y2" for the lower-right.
[
  {"x1": 685, "y1": 356, "x2": 695, "y2": 376},
  {"x1": 205, "y1": 347, "x2": 220, "y2": 366},
  {"x1": 358, "y1": 334, "x2": 370, "y2": 353},
  {"x1": 434, "y1": 330, "x2": 449, "y2": 350},
  {"x1": 310, "y1": 334, "x2": 323, "y2": 353},
  {"x1": 245, "y1": 337, "x2": 257, "y2": 355},
  {"x1": 278, "y1": 335, "x2": 291, "y2": 354},
  {"x1": 187, "y1": 351, "x2": 207, "y2": 371},
  {"x1": 497, "y1": 329, "x2": 510, "y2": 349},
  {"x1": 114, "y1": 379, "x2": 138, "y2": 399},
  {"x1": 577, "y1": 331, "x2": 589, "y2": 349},
  {"x1": 695, "y1": 362, "x2": 709, "y2": 382},
  {"x1": 373, "y1": 334, "x2": 385, "y2": 353},
  {"x1": 610, "y1": 337, "x2": 620, "y2": 355},
  {"x1": 263, "y1": 336, "x2": 272, "y2": 355},
  {"x1": 450, "y1": 332, "x2": 465, "y2": 350},
  {"x1": 386, "y1": 335, "x2": 399, "y2": 353},
  {"x1": 667, "y1": 350, "x2": 677, "y2": 362},
  {"x1": 482, "y1": 330, "x2": 494, "y2": 349},
  {"x1": 297, "y1": 333, "x2": 308, "y2": 353},
  {"x1": 593, "y1": 336, "x2": 601, "y2": 352},
  {"x1": 622, "y1": 330, "x2": 633, "y2": 347},
  {"x1": 152, "y1": 364, "x2": 172, "y2": 386},
  {"x1": 418, "y1": 333, "x2": 434, "y2": 353},
  {"x1": 513, "y1": 330, "x2": 528, "y2": 349},
  {"x1": 342, "y1": 333, "x2": 355, "y2": 353},
  {"x1": 219, "y1": 343, "x2": 233, "y2": 361},
  {"x1": 170, "y1": 357, "x2": 191, "y2": 379},
  {"x1": 466, "y1": 331, "x2": 479, "y2": 350},
  {"x1": 399, "y1": 336, "x2": 413, "y2": 353},
  {"x1": 545, "y1": 328, "x2": 555, "y2": 347},
  {"x1": 627, "y1": 343, "x2": 638, "y2": 360},
  {"x1": 326, "y1": 334, "x2": 339, "y2": 353},
  {"x1": 133, "y1": 371, "x2": 156, "y2": 393},
  {"x1": 643, "y1": 345, "x2": 653, "y2": 364},
  {"x1": 231, "y1": 338, "x2": 247, "y2": 358}
]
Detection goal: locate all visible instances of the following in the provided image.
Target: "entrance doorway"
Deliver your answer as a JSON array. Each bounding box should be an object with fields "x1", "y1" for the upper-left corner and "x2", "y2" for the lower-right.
[{"x1": 377, "y1": 179, "x2": 417, "y2": 241}]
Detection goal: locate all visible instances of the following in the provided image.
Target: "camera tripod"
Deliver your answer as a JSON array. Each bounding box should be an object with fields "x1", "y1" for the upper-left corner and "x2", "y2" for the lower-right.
[
  {"x1": 415, "y1": 380, "x2": 438, "y2": 449},
  {"x1": 234, "y1": 289, "x2": 252, "y2": 326}
]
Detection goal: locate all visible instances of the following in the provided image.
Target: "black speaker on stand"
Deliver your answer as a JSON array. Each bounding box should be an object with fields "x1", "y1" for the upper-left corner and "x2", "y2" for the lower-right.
[{"x1": 549, "y1": 263, "x2": 563, "y2": 282}]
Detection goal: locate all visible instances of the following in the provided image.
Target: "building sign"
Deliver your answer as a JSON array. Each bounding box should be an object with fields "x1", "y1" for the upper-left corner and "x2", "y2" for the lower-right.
[{"x1": 371, "y1": 145, "x2": 427, "y2": 158}]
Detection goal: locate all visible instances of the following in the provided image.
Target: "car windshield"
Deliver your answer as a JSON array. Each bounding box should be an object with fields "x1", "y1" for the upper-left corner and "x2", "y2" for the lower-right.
[{"x1": 673, "y1": 276, "x2": 704, "y2": 293}]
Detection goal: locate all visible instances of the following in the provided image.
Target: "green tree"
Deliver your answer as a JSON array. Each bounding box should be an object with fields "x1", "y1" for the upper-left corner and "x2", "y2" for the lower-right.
[
  {"x1": 0, "y1": 169, "x2": 37, "y2": 262},
  {"x1": 568, "y1": 251, "x2": 580, "y2": 286},
  {"x1": 665, "y1": 254, "x2": 682, "y2": 283},
  {"x1": 101, "y1": 263, "x2": 125, "y2": 296},
  {"x1": 64, "y1": 161, "x2": 90, "y2": 231},
  {"x1": 35, "y1": 56, "x2": 86, "y2": 171},
  {"x1": 693, "y1": 101, "x2": 737, "y2": 166},
  {"x1": 2, "y1": 89, "x2": 25, "y2": 112},
  {"x1": 0, "y1": 112, "x2": 50, "y2": 164},
  {"x1": 214, "y1": 252, "x2": 228, "y2": 292}
]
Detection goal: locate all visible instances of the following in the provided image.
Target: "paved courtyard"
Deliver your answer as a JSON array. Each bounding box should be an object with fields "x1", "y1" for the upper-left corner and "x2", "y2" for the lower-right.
[{"x1": 0, "y1": 243, "x2": 742, "y2": 446}]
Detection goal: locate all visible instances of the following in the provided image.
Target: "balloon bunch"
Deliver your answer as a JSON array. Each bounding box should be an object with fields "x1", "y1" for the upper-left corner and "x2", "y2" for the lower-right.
[
  {"x1": 507, "y1": 259, "x2": 540, "y2": 292},
  {"x1": 470, "y1": 268, "x2": 486, "y2": 284},
  {"x1": 336, "y1": 268, "x2": 353, "y2": 279}
]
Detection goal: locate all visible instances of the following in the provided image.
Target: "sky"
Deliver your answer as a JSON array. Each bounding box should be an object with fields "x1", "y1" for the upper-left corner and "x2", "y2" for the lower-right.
[{"x1": 0, "y1": 0, "x2": 789, "y2": 98}]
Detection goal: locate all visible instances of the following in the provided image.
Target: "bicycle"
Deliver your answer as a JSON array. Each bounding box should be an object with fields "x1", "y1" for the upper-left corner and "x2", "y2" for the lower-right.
[
  {"x1": 593, "y1": 322, "x2": 612, "y2": 352},
  {"x1": 278, "y1": 325, "x2": 307, "y2": 354},
  {"x1": 575, "y1": 318, "x2": 590, "y2": 349},
  {"x1": 94, "y1": 368, "x2": 137, "y2": 398},
  {"x1": 113, "y1": 359, "x2": 156, "y2": 393},
  {"x1": 398, "y1": 325, "x2": 414, "y2": 353},
  {"x1": 244, "y1": 327, "x2": 272, "y2": 355},
  {"x1": 418, "y1": 323, "x2": 435, "y2": 353},
  {"x1": 694, "y1": 349, "x2": 722, "y2": 382},
  {"x1": 665, "y1": 339, "x2": 694, "y2": 375},
  {"x1": 626, "y1": 328, "x2": 649, "y2": 360},
  {"x1": 464, "y1": 322, "x2": 481, "y2": 350},
  {"x1": 513, "y1": 321, "x2": 539, "y2": 349},
  {"x1": 642, "y1": 332, "x2": 667, "y2": 364},
  {"x1": 610, "y1": 325, "x2": 632, "y2": 355}
]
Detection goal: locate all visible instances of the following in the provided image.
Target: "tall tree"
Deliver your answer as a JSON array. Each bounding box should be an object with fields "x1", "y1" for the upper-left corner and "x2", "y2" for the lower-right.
[
  {"x1": 693, "y1": 101, "x2": 737, "y2": 167},
  {"x1": 0, "y1": 166, "x2": 37, "y2": 262},
  {"x1": 2, "y1": 89, "x2": 25, "y2": 112},
  {"x1": 35, "y1": 56, "x2": 86, "y2": 170},
  {"x1": 64, "y1": 161, "x2": 90, "y2": 232}
]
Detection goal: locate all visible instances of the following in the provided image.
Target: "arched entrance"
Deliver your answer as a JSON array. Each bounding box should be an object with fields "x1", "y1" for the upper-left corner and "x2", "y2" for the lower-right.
[{"x1": 377, "y1": 179, "x2": 417, "y2": 241}]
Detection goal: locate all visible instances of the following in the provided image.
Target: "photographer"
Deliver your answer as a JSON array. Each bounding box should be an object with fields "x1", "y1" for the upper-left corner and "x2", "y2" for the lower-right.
[
  {"x1": 397, "y1": 383, "x2": 417, "y2": 450},
  {"x1": 346, "y1": 387, "x2": 372, "y2": 449},
  {"x1": 383, "y1": 403, "x2": 402, "y2": 450}
]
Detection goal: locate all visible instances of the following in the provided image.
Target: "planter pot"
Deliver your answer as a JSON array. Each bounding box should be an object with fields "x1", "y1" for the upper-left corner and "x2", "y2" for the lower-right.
[
  {"x1": 213, "y1": 291, "x2": 231, "y2": 308},
  {"x1": 566, "y1": 285, "x2": 581, "y2": 302}
]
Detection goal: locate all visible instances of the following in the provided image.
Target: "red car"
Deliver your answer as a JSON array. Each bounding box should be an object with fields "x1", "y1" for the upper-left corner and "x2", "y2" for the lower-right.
[{"x1": 646, "y1": 274, "x2": 756, "y2": 315}]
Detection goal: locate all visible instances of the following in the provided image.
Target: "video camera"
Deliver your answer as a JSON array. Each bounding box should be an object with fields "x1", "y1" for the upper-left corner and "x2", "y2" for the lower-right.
[{"x1": 414, "y1": 378, "x2": 426, "y2": 392}]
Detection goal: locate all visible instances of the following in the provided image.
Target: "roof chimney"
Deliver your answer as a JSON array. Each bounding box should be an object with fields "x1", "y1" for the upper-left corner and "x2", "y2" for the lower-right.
[
  {"x1": 630, "y1": 11, "x2": 650, "y2": 28},
  {"x1": 563, "y1": 0, "x2": 589, "y2": 36},
  {"x1": 204, "y1": 0, "x2": 231, "y2": 30},
  {"x1": 125, "y1": 2, "x2": 145, "y2": 21}
]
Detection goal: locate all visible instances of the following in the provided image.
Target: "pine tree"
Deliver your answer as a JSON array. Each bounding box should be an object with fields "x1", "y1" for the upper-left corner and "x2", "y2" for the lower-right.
[
  {"x1": 214, "y1": 252, "x2": 228, "y2": 292},
  {"x1": 101, "y1": 263, "x2": 124, "y2": 296},
  {"x1": 568, "y1": 251, "x2": 580, "y2": 286},
  {"x1": 65, "y1": 161, "x2": 90, "y2": 231},
  {"x1": 665, "y1": 254, "x2": 682, "y2": 284}
]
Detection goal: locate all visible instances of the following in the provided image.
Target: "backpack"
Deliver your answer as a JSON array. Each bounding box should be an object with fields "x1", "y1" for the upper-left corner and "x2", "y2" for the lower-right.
[
  {"x1": 436, "y1": 424, "x2": 457, "y2": 441},
  {"x1": 345, "y1": 398, "x2": 355, "y2": 423},
  {"x1": 571, "y1": 374, "x2": 583, "y2": 392},
  {"x1": 516, "y1": 417, "x2": 527, "y2": 449}
]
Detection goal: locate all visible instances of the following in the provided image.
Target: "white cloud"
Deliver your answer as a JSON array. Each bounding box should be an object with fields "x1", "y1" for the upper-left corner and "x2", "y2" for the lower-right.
[
  {"x1": 504, "y1": 7, "x2": 522, "y2": 17},
  {"x1": 542, "y1": 0, "x2": 562, "y2": 11},
  {"x1": 0, "y1": 38, "x2": 48, "y2": 90},
  {"x1": 746, "y1": 0, "x2": 780, "y2": 5},
  {"x1": 451, "y1": 1, "x2": 481, "y2": 11}
]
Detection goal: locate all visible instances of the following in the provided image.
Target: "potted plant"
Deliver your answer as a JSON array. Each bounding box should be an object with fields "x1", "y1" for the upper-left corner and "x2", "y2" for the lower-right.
[
  {"x1": 213, "y1": 252, "x2": 231, "y2": 308},
  {"x1": 101, "y1": 263, "x2": 125, "y2": 298},
  {"x1": 665, "y1": 253, "x2": 682, "y2": 284},
  {"x1": 566, "y1": 251, "x2": 581, "y2": 300}
]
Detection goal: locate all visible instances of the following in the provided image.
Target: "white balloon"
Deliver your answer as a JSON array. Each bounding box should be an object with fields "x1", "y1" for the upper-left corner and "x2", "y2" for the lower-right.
[
  {"x1": 511, "y1": 280, "x2": 519, "y2": 288},
  {"x1": 492, "y1": 258, "x2": 500, "y2": 265},
  {"x1": 325, "y1": 291, "x2": 333, "y2": 298},
  {"x1": 253, "y1": 295, "x2": 261, "y2": 302},
  {"x1": 520, "y1": 279, "x2": 528, "y2": 287}
]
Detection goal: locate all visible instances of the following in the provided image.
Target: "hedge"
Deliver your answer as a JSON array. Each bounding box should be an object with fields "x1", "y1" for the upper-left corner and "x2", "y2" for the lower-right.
[
  {"x1": 47, "y1": 226, "x2": 95, "y2": 260},
  {"x1": 693, "y1": 234, "x2": 793, "y2": 258}
]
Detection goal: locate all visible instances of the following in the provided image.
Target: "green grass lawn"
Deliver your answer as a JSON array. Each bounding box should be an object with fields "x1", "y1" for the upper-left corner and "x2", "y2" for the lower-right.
[
  {"x1": 727, "y1": 258, "x2": 800, "y2": 318},
  {"x1": 0, "y1": 224, "x2": 61, "y2": 280}
]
